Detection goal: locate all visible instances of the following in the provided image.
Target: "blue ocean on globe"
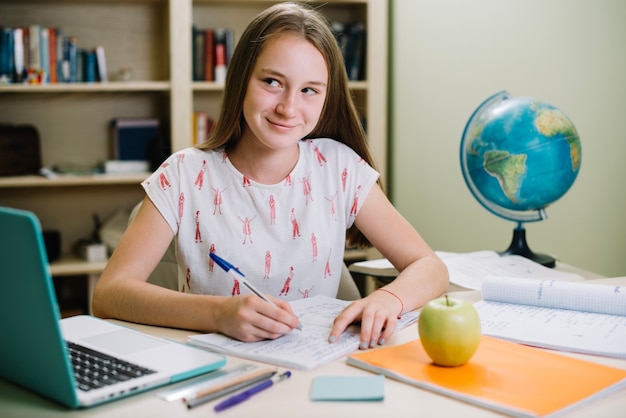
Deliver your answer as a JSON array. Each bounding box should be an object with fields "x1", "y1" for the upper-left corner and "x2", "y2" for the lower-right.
[{"x1": 461, "y1": 91, "x2": 581, "y2": 223}]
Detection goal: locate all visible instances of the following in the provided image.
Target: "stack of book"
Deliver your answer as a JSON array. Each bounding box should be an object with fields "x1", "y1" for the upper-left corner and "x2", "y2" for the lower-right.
[
  {"x1": 331, "y1": 21, "x2": 367, "y2": 81},
  {"x1": 192, "y1": 26, "x2": 234, "y2": 83},
  {"x1": 0, "y1": 24, "x2": 107, "y2": 84}
]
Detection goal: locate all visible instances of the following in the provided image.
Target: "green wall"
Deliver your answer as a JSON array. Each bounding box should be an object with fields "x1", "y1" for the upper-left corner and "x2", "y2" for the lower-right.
[{"x1": 389, "y1": 0, "x2": 626, "y2": 277}]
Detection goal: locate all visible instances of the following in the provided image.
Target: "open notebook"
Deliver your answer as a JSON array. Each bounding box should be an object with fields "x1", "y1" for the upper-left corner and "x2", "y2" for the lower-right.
[{"x1": 0, "y1": 206, "x2": 226, "y2": 408}]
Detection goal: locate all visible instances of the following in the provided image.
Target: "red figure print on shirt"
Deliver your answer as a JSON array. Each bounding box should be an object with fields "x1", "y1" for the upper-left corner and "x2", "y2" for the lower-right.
[
  {"x1": 209, "y1": 244, "x2": 216, "y2": 272},
  {"x1": 341, "y1": 168, "x2": 348, "y2": 191},
  {"x1": 232, "y1": 279, "x2": 241, "y2": 296},
  {"x1": 299, "y1": 285, "x2": 315, "y2": 298},
  {"x1": 238, "y1": 215, "x2": 257, "y2": 244},
  {"x1": 280, "y1": 267, "x2": 294, "y2": 296},
  {"x1": 290, "y1": 208, "x2": 301, "y2": 239},
  {"x1": 325, "y1": 192, "x2": 338, "y2": 221},
  {"x1": 350, "y1": 185, "x2": 362, "y2": 217},
  {"x1": 159, "y1": 172, "x2": 171, "y2": 190},
  {"x1": 177, "y1": 154, "x2": 184, "y2": 164},
  {"x1": 212, "y1": 186, "x2": 226, "y2": 215},
  {"x1": 194, "y1": 160, "x2": 207, "y2": 190},
  {"x1": 186, "y1": 267, "x2": 191, "y2": 292},
  {"x1": 310, "y1": 140, "x2": 327, "y2": 166},
  {"x1": 221, "y1": 151, "x2": 228, "y2": 163},
  {"x1": 300, "y1": 173, "x2": 313, "y2": 205},
  {"x1": 264, "y1": 250, "x2": 271, "y2": 279},
  {"x1": 311, "y1": 233, "x2": 318, "y2": 262},
  {"x1": 269, "y1": 195, "x2": 276, "y2": 225},
  {"x1": 283, "y1": 174, "x2": 292, "y2": 187},
  {"x1": 242, "y1": 176, "x2": 251, "y2": 187},
  {"x1": 178, "y1": 192, "x2": 185, "y2": 221},
  {"x1": 324, "y1": 249, "x2": 332, "y2": 278},
  {"x1": 194, "y1": 210, "x2": 202, "y2": 243}
]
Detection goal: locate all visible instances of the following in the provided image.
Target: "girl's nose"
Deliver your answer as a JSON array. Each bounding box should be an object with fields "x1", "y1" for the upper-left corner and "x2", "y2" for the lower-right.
[{"x1": 276, "y1": 91, "x2": 297, "y2": 117}]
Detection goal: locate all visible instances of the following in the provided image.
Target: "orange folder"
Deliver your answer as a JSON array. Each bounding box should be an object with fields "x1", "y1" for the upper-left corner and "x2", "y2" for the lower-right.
[{"x1": 347, "y1": 336, "x2": 626, "y2": 417}]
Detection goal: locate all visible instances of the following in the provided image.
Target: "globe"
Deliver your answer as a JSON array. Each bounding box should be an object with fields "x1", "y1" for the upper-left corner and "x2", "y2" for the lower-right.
[{"x1": 460, "y1": 91, "x2": 582, "y2": 267}]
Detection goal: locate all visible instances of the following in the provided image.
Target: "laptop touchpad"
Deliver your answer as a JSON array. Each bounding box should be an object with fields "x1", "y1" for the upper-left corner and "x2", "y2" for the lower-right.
[{"x1": 82, "y1": 330, "x2": 167, "y2": 355}]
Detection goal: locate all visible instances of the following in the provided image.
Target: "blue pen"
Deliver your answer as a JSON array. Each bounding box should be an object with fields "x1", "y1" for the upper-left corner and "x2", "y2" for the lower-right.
[
  {"x1": 210, "y1": 252, "x2": 277, "y2": 305},
  {"x1": 214, "y1": 371, "x2": 292, "y2": 412},
  {"x1": 210, "y1": 252, "x2": 302, "y2": 330}
]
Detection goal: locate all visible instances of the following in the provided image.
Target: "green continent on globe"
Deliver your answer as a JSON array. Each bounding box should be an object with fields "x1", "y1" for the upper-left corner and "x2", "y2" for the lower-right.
[
  {"x1": 535, "y1": 108, "x2": 581, "y2": 171},
  {"x1": 483, "y1": 150, "x2": 527, "y2": 204}
]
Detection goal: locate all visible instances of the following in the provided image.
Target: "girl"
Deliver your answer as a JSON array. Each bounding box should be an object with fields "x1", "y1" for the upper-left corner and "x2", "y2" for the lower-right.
[{"x1": 92, "y1": 2, "x2": 448, "y2": 350}]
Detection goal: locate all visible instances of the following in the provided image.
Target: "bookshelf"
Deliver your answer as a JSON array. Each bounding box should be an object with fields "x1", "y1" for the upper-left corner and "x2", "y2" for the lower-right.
[{"x1": 0, "y1": 0, "x2": 388, "y2": 311}]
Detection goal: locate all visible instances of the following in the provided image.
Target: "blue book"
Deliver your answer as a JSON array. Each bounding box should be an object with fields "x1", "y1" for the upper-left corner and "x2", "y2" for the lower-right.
[
  {"x1": 0, "y1": 27, "x2": 14, "y2": 83},
  {"x1": 111, "y1": 118, "x2": 161, "y2": 161}
]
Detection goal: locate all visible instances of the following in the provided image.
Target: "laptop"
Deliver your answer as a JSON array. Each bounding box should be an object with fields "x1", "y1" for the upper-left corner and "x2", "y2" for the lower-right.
[{"x1": 0, "y1": 206, "x2": 226, "y2": 408}]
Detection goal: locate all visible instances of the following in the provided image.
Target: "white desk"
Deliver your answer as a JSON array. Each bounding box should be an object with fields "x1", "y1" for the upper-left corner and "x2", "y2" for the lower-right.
[{"x1": 2, "y1": 277, "x2": 625, "y2": 418}]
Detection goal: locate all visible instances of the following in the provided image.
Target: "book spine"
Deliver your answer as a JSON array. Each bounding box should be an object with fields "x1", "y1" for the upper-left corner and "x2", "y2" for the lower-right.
[
  {"x1": 203, "y1": 29, "x2": 214, "y2": 81},
  {"x1": 213, "y1": 28, "x2": 227, "y2": 83},
  {"x1": 0, "y1": 27, "x2": 14, "y2": 83},
  {"x1": 28, "y1": 25, "x2": 40, "y2": 73},
  {"x1": 48, "y1": 27, "x2": 57, "y2": 83},
  {"x1": 83, "y1": 49, "x2": 97, "y2": 82},
  {"x1": 95, "y1": 45, "x2": 107, "y2": 82},
  {"x1": 39, "y1": 28, "x2": 49, "y2": 83},
  {"x1": 192, "y1": 26, "x2": 205, "y2": 81},
  {"x1": 13, "y1": 28, "x2": 25, "y2": 83},
  {"x1": 61, "y1": 36, "x2": 70, "y2": 82},
  {"x1": 67, "y1": 36, "x2": 77, "y2": 82}
]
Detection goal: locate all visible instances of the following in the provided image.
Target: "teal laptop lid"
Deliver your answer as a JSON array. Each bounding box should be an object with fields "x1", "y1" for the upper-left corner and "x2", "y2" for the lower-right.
[
  {"x1": 0, "y1": 206, "x2": 79, "y2": 407},
  {"x1": 0, "y1": 207, "x2": 226, "y2": 409}
]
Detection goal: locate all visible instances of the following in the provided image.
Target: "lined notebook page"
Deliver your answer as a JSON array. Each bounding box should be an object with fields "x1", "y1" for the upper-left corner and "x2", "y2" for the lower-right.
[
  {"x1": 476, "y1": 277, "x2": 626, "y2": 358},
  {"x1": 481, "y1": 276, "x2": 626, "y2": 316}
]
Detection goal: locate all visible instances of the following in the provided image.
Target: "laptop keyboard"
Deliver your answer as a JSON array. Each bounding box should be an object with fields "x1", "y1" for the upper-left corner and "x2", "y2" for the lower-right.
[{"x1": 67, "y1": 341, "x2": 156, "y2": 392}]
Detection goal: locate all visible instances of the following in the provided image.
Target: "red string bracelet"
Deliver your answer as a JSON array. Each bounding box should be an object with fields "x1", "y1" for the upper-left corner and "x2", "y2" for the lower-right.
[{"x1": 375, "y1": 288, "x2": 404, "y2": 318}]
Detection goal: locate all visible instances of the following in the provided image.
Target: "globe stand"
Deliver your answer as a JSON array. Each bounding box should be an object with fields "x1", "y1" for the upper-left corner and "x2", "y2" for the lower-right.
[{"x1": 499, "y1": 224, "x2": 556, "y2": 268}]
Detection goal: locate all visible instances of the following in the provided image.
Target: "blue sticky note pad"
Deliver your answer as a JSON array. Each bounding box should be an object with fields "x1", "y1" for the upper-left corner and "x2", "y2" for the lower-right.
[{"x1": 310, "y1": 375, "x2": 385, "y2": 401}]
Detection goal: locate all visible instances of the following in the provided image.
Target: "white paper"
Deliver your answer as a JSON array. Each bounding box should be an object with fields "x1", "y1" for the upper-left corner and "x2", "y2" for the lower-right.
[
  {"x1": 437, "y1": 251, "x2": 584, "y2": 290},
  {"x1": 188, "y1": 295, "x2": 419, "y2": 370},
  {"x1": 475, "y1": 277, "x2": 626, "y2": 358},
  {"x1": 352, "y1": 251, "x2": 585, "y2": 290}
]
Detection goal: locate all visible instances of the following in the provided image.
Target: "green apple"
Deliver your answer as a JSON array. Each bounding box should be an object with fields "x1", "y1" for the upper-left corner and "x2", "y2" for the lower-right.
[{"x1": 418, "y1": 294, "x2": 481, "y2": 367}]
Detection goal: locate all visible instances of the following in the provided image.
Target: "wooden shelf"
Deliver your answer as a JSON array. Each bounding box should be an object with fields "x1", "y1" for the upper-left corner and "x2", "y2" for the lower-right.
[
  {"x1": 49, "y1": 257, "x2": 108, "y2": 277},
  {"x1": 0, "y1": 173, "x2": 149, "y2": 188},
  {"x1": 0, "y1": 81, "x2": 170, "y2": 93}
]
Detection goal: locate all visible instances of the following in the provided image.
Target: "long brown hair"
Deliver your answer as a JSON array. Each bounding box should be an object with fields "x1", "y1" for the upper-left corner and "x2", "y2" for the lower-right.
[{"x1": 197, "y1": 2, "x2": 378, "y2": 248}]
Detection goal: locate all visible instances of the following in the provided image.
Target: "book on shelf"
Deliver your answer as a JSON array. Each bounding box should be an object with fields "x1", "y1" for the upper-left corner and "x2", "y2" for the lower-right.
[
  {"x1": 0, "y1": 27, "x2": 14, "y2": 83},
  {"x1": 476, "y1": 276, "x2": 626, "y2": 359},
  {"x1": 94, "y1": 45, "x2": 107, "y2": 82},
  {"x1": 188, "y1": 295, "x2": 420, "y2": 371},
  {"x1": 347, "y1": 335, "x2": 626, "y2": 418},
  {"x1": 110, "y1": 117, "x2": 161, "y2": 164},
  {"x1": 0, "y1": 22, "x2": 107, "y2": 85},
  {"x1": 47, "y1": 27, "x2": 57, "y2": 83},
  {"x1": 192, "y1": 26, "x2": 233, "y2": 83},
  {"x1": 202, "y1": 29, "x2": 214, "y2": 82},
  {"x1": 331, "y1": 21, "x2": 367, "y2": 81},
  {"x1": 192, "y1": 111, "x2": 214, "y2": 145}
]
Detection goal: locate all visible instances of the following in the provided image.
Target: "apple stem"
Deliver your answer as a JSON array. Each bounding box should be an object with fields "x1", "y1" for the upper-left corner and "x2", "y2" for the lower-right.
[{"x1": 445, "y1": 294, "x2": 450, "y2": 306}]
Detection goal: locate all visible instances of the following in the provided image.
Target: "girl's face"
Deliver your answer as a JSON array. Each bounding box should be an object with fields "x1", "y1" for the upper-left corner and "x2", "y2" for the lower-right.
[{"x1": 241, "y1": 32, "x2": 328, "y2": 153}]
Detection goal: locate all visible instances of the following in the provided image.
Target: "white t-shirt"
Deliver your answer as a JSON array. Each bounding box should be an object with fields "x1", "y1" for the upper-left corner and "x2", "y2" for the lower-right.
[{"x1": 142, "y1": 138, "x2": 379, "y2": 301}]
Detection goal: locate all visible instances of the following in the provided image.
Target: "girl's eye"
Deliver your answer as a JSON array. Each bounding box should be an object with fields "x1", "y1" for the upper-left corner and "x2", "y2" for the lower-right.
[
  {"x1": 264, "y1": 78, "x2": 280, "y2": 87},
  {"x1": 302, "y1": 87, "x2": 317, "y2": 95}
]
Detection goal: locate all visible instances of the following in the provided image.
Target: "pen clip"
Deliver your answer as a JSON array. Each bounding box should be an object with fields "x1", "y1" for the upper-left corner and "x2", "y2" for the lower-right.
[{"x1": 210, "y1": 252, "x2": 245, "y2": 277}]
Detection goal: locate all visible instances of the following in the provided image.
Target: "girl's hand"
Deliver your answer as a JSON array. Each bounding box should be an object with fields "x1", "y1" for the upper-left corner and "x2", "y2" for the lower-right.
[
  {"x1": 215, "y1": 294, "x2": 300, "y2": 342},
  {"x1": 328, "y1": 290, "x2": 401, "y2": 349}
]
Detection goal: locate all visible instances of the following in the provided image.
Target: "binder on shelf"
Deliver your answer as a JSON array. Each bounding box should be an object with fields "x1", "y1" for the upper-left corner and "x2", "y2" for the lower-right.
[{"x1": 110, "y1": 118, "x2": 161, "y2": 164}]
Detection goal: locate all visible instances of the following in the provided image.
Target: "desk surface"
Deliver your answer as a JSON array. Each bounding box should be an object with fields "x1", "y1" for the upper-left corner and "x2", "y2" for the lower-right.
[{"x1": 2, "y1": 277, "x2": 625, "y2": 418}]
